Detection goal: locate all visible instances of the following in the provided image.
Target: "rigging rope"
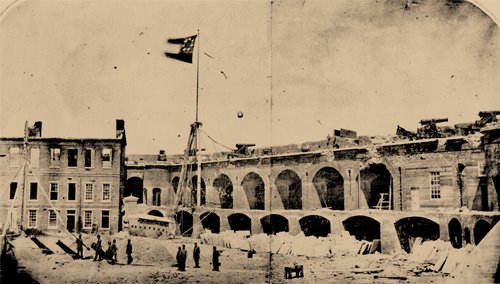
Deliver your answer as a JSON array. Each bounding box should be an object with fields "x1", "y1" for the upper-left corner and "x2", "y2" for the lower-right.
[{"x1": 200, "y1": 129, "x2": 235, "y2": 151}]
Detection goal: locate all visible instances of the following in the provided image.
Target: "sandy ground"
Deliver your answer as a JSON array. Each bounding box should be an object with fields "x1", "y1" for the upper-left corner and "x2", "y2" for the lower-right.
[{"x1": 9, "y1": 233, "x2": 450, "y2": 284}]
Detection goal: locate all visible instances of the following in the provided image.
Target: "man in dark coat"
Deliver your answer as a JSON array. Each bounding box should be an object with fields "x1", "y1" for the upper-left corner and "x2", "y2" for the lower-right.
[
  {"x1": 126, "y1": 239, "x2": 133, "y2": 264},
  {"x1": 212, "y1": 246, "x2": 221, "y2": 271},
  {"x1": 93, "y1": 235, "x2": 102, "y2": 261},
  {"x1": 176, "y1": 246, "x2": 183, "y2": 271},
  {"x1": 180, "y1": 244, "x2": 187, "y2": 271},
  {"x1": 76, "y1": 234, "x2": 84, "y2": 259},
  {"x1": 193, "y1": 242, "x2": 200, "y2": 268},
  {"x1": 111, "y1": 239, "x2": 118, "y2": 262}
]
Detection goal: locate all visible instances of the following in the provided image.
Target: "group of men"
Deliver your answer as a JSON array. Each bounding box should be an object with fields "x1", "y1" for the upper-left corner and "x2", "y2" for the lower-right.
[
  {"x1": 176, "y1": 243, "x2": 222, "y2": 271},
  {"x1": 75, "y1": 234, "x2": 133, "y2": 265},
  {"x1": 78, "y1": 234, "x2": 222, "y2": 271}
]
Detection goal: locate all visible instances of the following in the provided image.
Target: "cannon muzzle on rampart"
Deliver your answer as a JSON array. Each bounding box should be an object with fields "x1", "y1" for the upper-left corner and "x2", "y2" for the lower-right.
[
  {"x1": 420, "y1": 118, "x2": 448, "y2": 125},
  {"x1": 478, "y1": 111, "x2": 500, "y2": 118}
]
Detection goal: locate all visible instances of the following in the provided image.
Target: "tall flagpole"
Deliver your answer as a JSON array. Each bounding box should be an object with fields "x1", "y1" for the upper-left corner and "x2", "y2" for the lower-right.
[
  {"x1": 195, "y1": 29, "x2": 200, "y2": 124},
  {"x1": 195, "y1": 29, "x2": 202, "y2": 208}
]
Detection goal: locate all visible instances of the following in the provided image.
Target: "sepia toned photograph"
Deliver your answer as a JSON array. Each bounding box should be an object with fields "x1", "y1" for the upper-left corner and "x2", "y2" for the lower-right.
[{"x1": 1, "y1": 0, "x2": 500, "y2": 283}]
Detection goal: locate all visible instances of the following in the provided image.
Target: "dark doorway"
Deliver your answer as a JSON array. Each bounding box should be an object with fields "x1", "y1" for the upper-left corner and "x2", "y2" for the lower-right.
[
  {"x1": 148, "y1": 210, "x2": 163, "y2": 217},
  {"x1": 125, "y1": 177, "x2": 144, "y2": 203},
  {"x1": 176, "y1": 211, "x2": 193, "y2": 237},
  {"x1": 275, "y1": 170, "x2": 302, "y2": 210},
  {"x1": 213, "y1": 175, "x2": 233, "y2": 209},
  {"x1": 299, "y1": 215, "x2": 331, "y2": 237},
  {"x1": 152, "y1": 188, "x2": 161, "y2": 206},
  {"x1": 343, "y1": 216, "x2": 380, "y2": 242},
  {"x1": 67, "y1": 210, "x2": 76, "y2": 233},
  {"x1": 228, "y1": 213, "x2": 251, "y2": 232},
  {"x1": 474, "y1": 219, "x2": 492, "y2": 245},
  {"x1": 200, "y1": 212, "x2": 220, "y2": 234},
  {"x1": 241, "y1": 172, "x2": 265, "y2": 210},
  {"x1": 464, "y1": 227, "x2": 471, "y2": 244},
  {"x1": 172, "y1": 177, "x2": 180, "y2": 194},
  {"x1": 395, "y1": 217, "x2": 440, "y2": 253},
  {"x1": 191, "y1": 176, "x2": 206, "y2": 206},
  {"x1": 448, "y1": 218, "x2": 462, "y2": 248},
  {"x1": 260, "y1": 214, "x2": 289, "y2": 235},
  {"x1": 359, "y1": 164, "x2": 392, "y2": 209},
  {"x1": 313, "y1": 167, "x2": 344, "y2": 210}
]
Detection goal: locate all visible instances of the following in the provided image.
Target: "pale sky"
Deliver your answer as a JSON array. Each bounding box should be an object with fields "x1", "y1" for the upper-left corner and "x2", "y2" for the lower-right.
[{"x1": 1, "y1": 0, "x2": 499, "y2": 154}]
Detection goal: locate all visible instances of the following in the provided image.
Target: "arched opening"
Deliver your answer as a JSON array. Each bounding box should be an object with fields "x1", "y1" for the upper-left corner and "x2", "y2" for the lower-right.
[
  {"x1": 152, "y1": 188, "x2": 161, "y2": 206},
  {"x1": 448, "y1": 218, "x2": 462, "y2": 248},
  {"x1": 275, "y1": 169, "x2": 302, "y2": 210},
  {"x1": 148, "y1": 210, "x2": 163, "y2": 217},
  {"x1": 125, "y1": 177, "x2": 143, "y2": 203},
  {"x1": 299, "y1": 215, "x2": 331, "y2": 237},
  {"x1": 457, "y1": 164, "x2": 466, "y2": 207},
  {"x1": 200, "y1": 212, "x2": 220, "y2": 234},
  {"x1": 191, "y1": 176, "x2": 206, "y2": 206},
  {"x1": 494, "y1": 174, "x2": 500, "y2": 211},
  {"x1": 464, "y1": 227, "x2": 471, "y2": 244},
  {"x1": 241, "y1": 172, "x2": 265, "y2": 210},
  {"x1": 395, "y1": 217, "x2": 440, "y2": 253},
  {"x1": 260, "y1": 214, "x2": 289, "y2": 235},
  {"x1": 343, "y1": 216, "x2": 380, "y2": 243},
  {"x1": 213, "y1": 174, "x2": 233, "y2": 209},
  {"x1": 172, "y1": 177, "x2": 180, "y2": 194},
  {"x1": 359, "y1": 164, "x2": 392, "y2": 209},
  {"x1": 228, "y1": 213, "x2": 251, "y2": 232},
  {"x1": 176, "y1": 211, "x2": 193, "y2": 237},
  {"x1": 474, "y1": 219, "x2": 492, "y2": 245},
  {"x1": 312, "y1": 167, "x2": 344, "y2": 210}
]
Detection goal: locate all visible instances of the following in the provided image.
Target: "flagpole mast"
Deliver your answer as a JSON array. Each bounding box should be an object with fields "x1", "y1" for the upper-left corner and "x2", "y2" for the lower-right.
[{"x1": 195, "y1": 29, "x2": 202, "y2": 208}]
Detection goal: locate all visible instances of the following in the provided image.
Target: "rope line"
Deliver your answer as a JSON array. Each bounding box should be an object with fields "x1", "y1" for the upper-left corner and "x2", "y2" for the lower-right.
[{"x1": 200, "y1": 129, "x2": 235, "y2": 151}]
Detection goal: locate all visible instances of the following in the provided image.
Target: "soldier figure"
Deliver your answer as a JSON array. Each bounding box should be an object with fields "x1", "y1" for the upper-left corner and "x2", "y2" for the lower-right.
[
  {"x1": 111, "y1": 239, "x2": 118, "y2": 262},
  {"x1": 180, "y1": 244, "x2": 187, "y2": 271},
  {"x1": 176, "y1": 246, "x2": 183, "y2": 271},
  {"x1": 193, "y1": 242, "x2": 200, "y2": 268},
  {"x1": 76, "y1": 234, "x2": 84, "y2": 259},
  {"x1": 212, "y1": 246, "x2": 221, "y2": 271},
  {"x1": 93, "y1": 235, "x2": 102, "y2": 261},
  {"x1": 126, "y1": 239, "x2": 133, "y2": 264}
]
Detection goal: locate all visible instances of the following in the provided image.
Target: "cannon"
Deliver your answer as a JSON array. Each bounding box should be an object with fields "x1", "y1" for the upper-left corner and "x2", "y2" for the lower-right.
[
  {"x1": 419, "y1": 118, "x2": 448, "y2": 125},
  {"x1": 227, "y1": 144, "x2": 255, "y2": 158},
  {"x1": 417, "y1": 118, "x2": 449, "y2": 139},
  {"x1": 455, "y1": 111, "x2": 500, "y2": 135},
  {"x1": 477, "y1": 111, "x2": 500, "y2": 125}
]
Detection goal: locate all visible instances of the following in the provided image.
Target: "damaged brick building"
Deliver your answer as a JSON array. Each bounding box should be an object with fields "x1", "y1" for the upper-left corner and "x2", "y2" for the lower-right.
[
  {"x1": 125, "y1": 113, "x2": 500, "y2": 253},
  {"x1": 0, "y1": 120, "x2": 127, "y2": 233}
]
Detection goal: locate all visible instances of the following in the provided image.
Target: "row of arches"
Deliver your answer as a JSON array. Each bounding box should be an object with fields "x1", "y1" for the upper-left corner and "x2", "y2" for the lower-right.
[
  {"x1": 126, "y1": 163, "x2": 393, "y2": 210},
  {"x1": 155, "y1": 210, "x2": 494, "y2": 253}
]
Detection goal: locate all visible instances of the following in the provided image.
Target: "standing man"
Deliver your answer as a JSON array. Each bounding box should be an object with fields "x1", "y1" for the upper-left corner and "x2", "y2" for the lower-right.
[
  {"x1": 176, "y1": 246, "x2": 182, "y2": 271},
  {"x1": 111, "y1": 239, "x2": 118, "y2": 263},
  {"x1": 212, "y1": 246, "x2": 221, "y2": 271},
  {"x1": 180, "y1": 244, "x2": 188, "y2": 271},
  {"x1": 76, "y1": 234, "x2": 84, "y2": 259},
  {"x1": 126, "y1": 239, "x2": 133, "y2": 264},
  {"x1": 93, "y1": 235, "x2": 102, "y2": 261},
  {"x1": 193, "y1": 242, "x2": 200, "y2": 268}
]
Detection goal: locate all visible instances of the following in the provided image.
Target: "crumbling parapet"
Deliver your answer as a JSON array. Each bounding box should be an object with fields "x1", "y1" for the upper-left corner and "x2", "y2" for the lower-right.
[{"x1": 481, "y1": 124, "x2": 500, "y2": 211}]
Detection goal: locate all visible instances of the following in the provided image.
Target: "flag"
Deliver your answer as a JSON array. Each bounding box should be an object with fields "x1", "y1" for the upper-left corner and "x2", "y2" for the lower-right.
[{"x1": 165, "y1": 35, "x2": 197, "y2": 63}]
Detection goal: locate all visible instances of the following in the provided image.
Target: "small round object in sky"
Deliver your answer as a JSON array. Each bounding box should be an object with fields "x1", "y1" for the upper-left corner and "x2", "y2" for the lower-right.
[{"x1": 237, "y1": 111, "x2": 244, "y2": 118}]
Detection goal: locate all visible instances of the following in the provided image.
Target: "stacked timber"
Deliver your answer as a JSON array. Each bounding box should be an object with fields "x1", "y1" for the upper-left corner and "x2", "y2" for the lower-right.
[
  {"x1": 200, "y1": 230, "x2": 381, "y2": 257},
  {"x1": 408, "y1": 239, "x2": 474, "y2": 274}
]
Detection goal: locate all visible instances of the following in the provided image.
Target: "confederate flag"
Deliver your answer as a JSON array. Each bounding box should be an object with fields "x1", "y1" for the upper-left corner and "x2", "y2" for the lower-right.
[{"x1": 165, "y1": 35, "x2": 197, "y2": 63}]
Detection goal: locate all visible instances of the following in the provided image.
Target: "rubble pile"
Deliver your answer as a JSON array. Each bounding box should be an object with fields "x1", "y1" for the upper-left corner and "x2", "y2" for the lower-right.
[
  {"x1": 200, "y1": 230, "x2": 381, "y2": 257},
  {"x1": 407, "y1": 238, "x2": 474, "y2": 274}
]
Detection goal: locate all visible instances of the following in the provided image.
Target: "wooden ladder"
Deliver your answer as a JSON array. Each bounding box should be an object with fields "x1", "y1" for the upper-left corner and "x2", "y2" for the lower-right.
[{"x1": 375, "y1": 193, "x2": 391, "y2": 210}]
